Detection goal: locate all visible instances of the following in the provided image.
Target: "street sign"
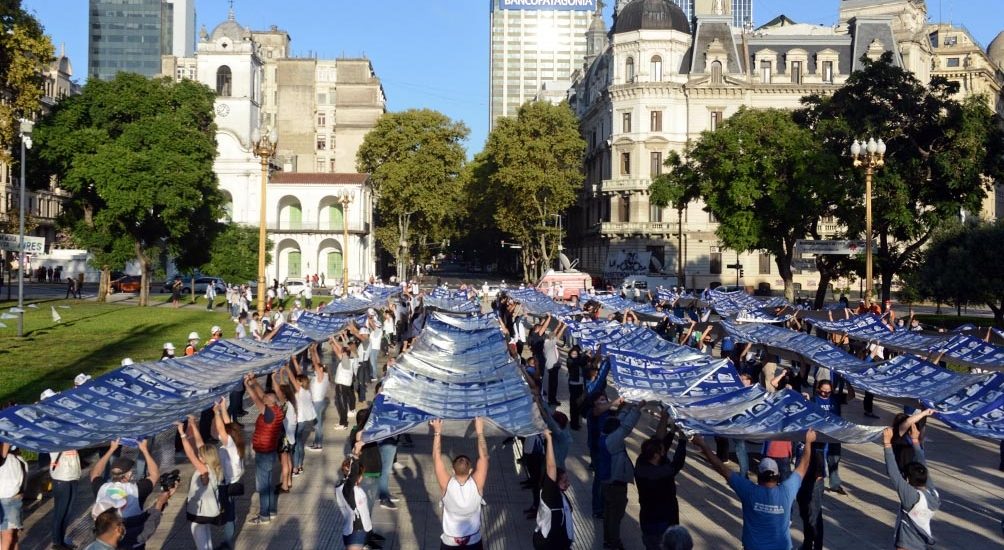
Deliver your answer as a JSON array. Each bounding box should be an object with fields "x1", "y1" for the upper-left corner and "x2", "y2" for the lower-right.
[
  {"x1": 0, "y1": 233, "x2": 44, "y2": 254},
  {"x1": 726, "y1": 263, "x2": 743, "y2": 269},
  {"x1": 792, "y1": 258, "x2": 817, "y2": 271},
  {"x1": 795, "y1": 239, "x2": 868, "y2": 255}
]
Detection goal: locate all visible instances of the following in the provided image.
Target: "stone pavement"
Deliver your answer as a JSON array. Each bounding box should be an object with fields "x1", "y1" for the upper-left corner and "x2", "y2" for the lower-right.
[{"x1": 17, "y1": 375, "x2": 1004, "y2": 549}]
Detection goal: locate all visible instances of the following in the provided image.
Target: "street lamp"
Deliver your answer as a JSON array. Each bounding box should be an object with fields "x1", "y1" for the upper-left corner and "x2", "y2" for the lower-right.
[
  {"x1": 336, "y1": 191, "x2": 353, "y2": 296},
  {"x1": 17, "y1": 119, "x2": 33, "y2": 337},
  {"x1": 850, "y1": 137, "x2": 886, "y2": 307},
  {"x1": 251, "y1": 127, "x2": 278, "y2": 316}
]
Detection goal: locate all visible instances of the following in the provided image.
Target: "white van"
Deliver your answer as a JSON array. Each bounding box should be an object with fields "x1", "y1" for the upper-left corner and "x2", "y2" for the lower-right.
[{"x1": 536, "y1": 269, "x2": 594, "y2": 300}]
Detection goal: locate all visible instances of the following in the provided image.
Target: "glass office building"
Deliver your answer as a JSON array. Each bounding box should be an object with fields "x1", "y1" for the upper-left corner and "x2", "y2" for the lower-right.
[
  {"x1": 669, "y1": 0, "x2": 754, "y2": 28},
  {"x1": 89, "y1": 0, "x2": 195, "y2": 81},
  {"x1": 489, "y1": 0, "x2": 595, "y2": 128}
]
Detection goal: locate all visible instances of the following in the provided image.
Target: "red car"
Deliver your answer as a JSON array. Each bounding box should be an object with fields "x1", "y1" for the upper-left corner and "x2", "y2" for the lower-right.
[{"x1": 110, "y1": 275, "x2": 143, "y2": 293}]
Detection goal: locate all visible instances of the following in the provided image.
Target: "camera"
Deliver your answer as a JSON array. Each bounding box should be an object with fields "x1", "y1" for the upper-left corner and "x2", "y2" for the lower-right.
[{"x1": 158, "y1": 469, "x2": 181, "y2": 491}]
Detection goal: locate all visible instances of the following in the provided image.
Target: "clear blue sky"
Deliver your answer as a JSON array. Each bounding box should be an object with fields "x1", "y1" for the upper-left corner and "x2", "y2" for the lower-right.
[{"x1": 23, "y1": 0, "x2": 1004, "y2": 156}]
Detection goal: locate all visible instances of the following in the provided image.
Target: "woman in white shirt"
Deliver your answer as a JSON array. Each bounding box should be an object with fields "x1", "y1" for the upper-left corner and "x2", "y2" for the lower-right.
[
  {"x1": 290, "y1": 367, "x2": 318, "y2": 475},
  {"x1": 336, "y1": 441, "x2": 371, "y2": 550},
  {"x1": 330, "y1": 336, "x2": 358, "y2": 429},
  {"x1": 308, "y1": 344, "x2": 331, "y2": 450},
  {"x1": 177, "y1": 418, "x2": 224, "y2": 550},
  {"x1": 0, "y1": 443, "x2": 27, "y2": 549},
  {"x1": 211, "y1": 401, "x2": 245, "y2": 550}
]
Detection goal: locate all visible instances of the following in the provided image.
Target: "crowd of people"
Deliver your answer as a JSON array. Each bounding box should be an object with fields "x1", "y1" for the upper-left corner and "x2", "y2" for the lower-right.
[{"x1": 5, "y1": 278, "x2": 997, "y2": 550}]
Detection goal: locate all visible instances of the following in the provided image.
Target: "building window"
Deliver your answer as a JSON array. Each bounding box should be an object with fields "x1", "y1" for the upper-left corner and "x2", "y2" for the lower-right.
[
  {"x1": 620, "y1": 152, "x2": 631, "y2": 176},
  {"x1": 330, "y1": 159, "x2": 337, "y2": 172},
  {"x1": 317, "y1": 112, "x2": 326, "y2": 127},
  {"x1": 622, "y1": 112, "x2": 632, "y2": 133},
  {"x1": 946, "y1": 57, "x2": 960, "y2": 67},
  {"x1": 649, "y1": 203, "x2": 663, "y2": 222},
  {"x1": 621, "y1": 196, "x2": 631, "y2": 222},
  {"x1": 317, "y1": 159, "x2": 326, "y2": 172},
  {"x1": 759, "y1": 253, "x2": 772, "y2": 275},
  {"x1": 710, "y1": 110, "x2": 724, "y2": 131},
  {"x1": 650, "y1": 152, "x2": 663, "y2": 177},
  {"x1": 316, "y1": 136, "x2": 327, "y2": 150},
  {"x1": 650, "y1": 110, "x2": 662, "y2": 132},
  {"x1": 710, "y1": 252, "x2": 722, "y2": 275},
  {"x1": 710, "y1": 60, "x2": 723, "y2": 85},
  {"x1": 823, "y1": 61, "x2": 834, "y2": 83},
  {"x1": 215, "y1": 65, "x2": 232, "y2": 96},
  {"x1": 650, "y1": 55, "x2": 663, "y2": 81},
  {"x1": 791, "y1": 60, "x2": 802, "y2": 84},
  {"x1": 625, "y1": 57, "x2": 635, "y2": 82},
  {"x1": 760, "y1": 60, "x2": 772, "y2": 83}
]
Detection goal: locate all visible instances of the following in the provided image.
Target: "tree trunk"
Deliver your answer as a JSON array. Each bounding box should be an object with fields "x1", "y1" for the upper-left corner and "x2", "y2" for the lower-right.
[
  {"x1": 880, "y1": 266, "x2": 894, "y2": 305},
  {"x1": 775, "y1": 248, "x2": 796, "y2": 303},
  {"x1": 813, "y1": 272, "x2": 832, "y2": 310},
  {"x1": 397, "y1": 213, "x2": 411, "y2": 282},
  {"x1": 136, "y1": 242, "x2": 150, "y2": 307},
  {"x1": 520, "y1": 248, "x2": 532, "y2": 283},
  {"x1": 190, "y1": 274, "x2": 196, "y2": 305},
  {"x1": 989, "y1": 301, "x2": 1002, "y2": 328},
  {"x1": 98, "y1": 265, "x2": 110, "y2": 302}
]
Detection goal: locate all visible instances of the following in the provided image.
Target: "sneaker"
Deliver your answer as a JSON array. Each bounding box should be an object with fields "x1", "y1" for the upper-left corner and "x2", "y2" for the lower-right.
[
  {"x1": 308, "y1": 445, "x2": 323, "y2": 452},
  {"x1": 392, "y1": 461, "x2": 405, "y2": 471},
  {"x1": 334, "y1": 425, "x2": 348, "y2": 431},
  {"x1": 388, "y1": 496, "x2": 401, "y2": 502},
  {"x1": 248, "y1": 515, "x2": 271, "y2": 526},
  {"x1": 293, "y1": 469, "x2": 302, "y2": 477},
  {"x1": 379, "y1": 499, "x2": 398, "y2": 510},
  {"x1": 348, "y1": 410, "x2": 356, "y2": 418}
]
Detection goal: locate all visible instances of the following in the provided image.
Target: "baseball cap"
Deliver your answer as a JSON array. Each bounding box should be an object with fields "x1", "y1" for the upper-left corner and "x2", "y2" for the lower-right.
[
  {"x1": 111, "y1": 457, "x2": 135, "y2": 476},
  {"x1": 74, "y1": 373, "x2": 92, "y2": 386},
  {"x1": 91, "y1": 484, "x2": 129, "y2": 517},
  {"x1": 39, "y1": 388, "x2": 57, "y2": 401},
  {"x1": 163, "y1": 342, "x2": 175, "y2": 351},
  {"x1": 210, "y1": 325, "x2": 221, "y2": 335},
  {"x1": 120, "y1": 358, "x2": 134, "y2": 367},
  {"x1": 758, "y1": 457, "x2": 780, "y2": 476},
  {"x1": 188, "y1": 331, "x2": 200, "y2": 341}
]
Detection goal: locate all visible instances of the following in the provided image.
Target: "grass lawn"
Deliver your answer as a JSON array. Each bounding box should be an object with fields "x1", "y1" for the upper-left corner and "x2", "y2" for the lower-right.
[
  {"x1": 0, "y1": 297, "x2": 234, "y2": 405},
  {"x1": 914, "y1": 314, "x2": 998, "y2": 330}
]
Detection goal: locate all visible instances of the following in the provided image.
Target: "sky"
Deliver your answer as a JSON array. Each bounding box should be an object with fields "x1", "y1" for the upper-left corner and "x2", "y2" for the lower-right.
[{"x1": 22, "y1": 0, "x2": 1004, "y2": 155}]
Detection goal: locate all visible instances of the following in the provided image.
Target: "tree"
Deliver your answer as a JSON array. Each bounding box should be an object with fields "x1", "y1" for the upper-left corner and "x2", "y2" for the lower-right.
[
  {"x1": 473, "y1": 101, "x2": 585, "y2": 282},
  {"x1": 681, "y1": 107, "x2": 840, "y2": 301},
  {"x1": 913, "y1": 221, "x2": 1004, "y2": 326},
  {"x1": 201, "y1": 223, "x2": 272, "y2": 284},
  {"x1": 33, "y1": 73, "x2": 224, "y2": 306},
  {"x1": 356, "y1": 109, "x2": 468, "y2": 280},
  {"x1": 798, "y1": 53, "x2": 1004, "y2": 302},
  {"x1": 649, "y1": 151, "x2": 701, "y2": 287},
  {"x1": 0, "y1": 1, "x2": 53, "y2": 164}
]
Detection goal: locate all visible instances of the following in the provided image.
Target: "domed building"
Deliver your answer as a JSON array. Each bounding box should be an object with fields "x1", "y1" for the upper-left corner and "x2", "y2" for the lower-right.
[{"x1": 567, "y1": 0, "x2": 1004, "y2": 289}]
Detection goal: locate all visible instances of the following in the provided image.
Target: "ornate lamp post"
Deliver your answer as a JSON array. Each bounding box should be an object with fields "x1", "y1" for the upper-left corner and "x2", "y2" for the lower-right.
[
  {"x1": 17, "y1": 119, "x2": 33, "y2": 337},
  {"x1": 850, "y1": 137, "x2": 886, "y2": 307},
  {"x1": 252, "y1": 127, "x2": 278, "y2": 315},
  {"x1": 336, "y1": 191, "x2": 353, "y2": 296}
]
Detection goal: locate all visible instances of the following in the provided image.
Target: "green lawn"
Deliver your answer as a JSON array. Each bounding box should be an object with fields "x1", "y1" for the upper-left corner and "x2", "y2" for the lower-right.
[
  {"x1": 0, "y1": 298, "x2": 234, "y2": 404},
  {"x1": 914, "y1": 314, "x2": 997, "y2": 330}
]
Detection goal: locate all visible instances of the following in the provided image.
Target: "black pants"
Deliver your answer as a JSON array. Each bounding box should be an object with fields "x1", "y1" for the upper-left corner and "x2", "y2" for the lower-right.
[
  {"x1": 546, "y1": 365, "x2": 561, "y2": 404},
  {"x1": 797, "y1": 478, "x2": 824, "y2": 550},
  {"x1": 525, "y1": 452, "x2": 543, "y2": 509},
  {"x1": 228, "y1": 387, "x2": 246, "y2": 418},
  {"x1": 863, "y1": 391, "x2": 875, "y2": 414},
  {"x1": 568, "y1": 384, "x2": 583, "y2": 429},
  {"x1": 335, "y1": 383, "x2": 354, "y2": 426},
  {"x1": 602, "y1": 481, "x2": 628, "y2": 547}
]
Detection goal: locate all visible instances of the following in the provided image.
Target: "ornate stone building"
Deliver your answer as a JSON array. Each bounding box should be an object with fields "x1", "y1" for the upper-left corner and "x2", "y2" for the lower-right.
[{"x1": 568, "y1": 0, "x2": 1004, "y2": 291}]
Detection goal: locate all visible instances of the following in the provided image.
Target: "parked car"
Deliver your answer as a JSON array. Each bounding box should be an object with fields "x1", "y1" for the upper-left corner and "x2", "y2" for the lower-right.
[
  {"x1": 284, "y1": 278, "x2": 308, "y2": 296},
  {"x1": 161, "y1": 277, "x2": 225, "y2": 295},
  {"x1": 110, "y1": 275, "x2": 144, "y2": 293}
]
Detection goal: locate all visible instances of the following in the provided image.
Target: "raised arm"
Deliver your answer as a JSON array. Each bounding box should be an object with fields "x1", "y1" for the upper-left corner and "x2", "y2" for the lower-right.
[
  {"x1": 472, "y1": 416, "x2": 490, "y2": 492},
  {"x1": 793, "y1": 429, "x2": 818, "y2": 480},
  {"x1": 187, "y1": 415, "x2": 206, "y2": 449},
  {"x1": 244, "y1": 373, "x2": 266, "y2": 412},
  {"x1": 176, "y1": 422, "x2": 207, "y2": 475},
  {"x1": 90, "y1": 439, "x2": 121, "y2": 482},
  {"x1": 543, "y1": 429, "x2": 557, "y2": 482},
  {"x1": 430, "y1": 419, "x2": 450, "y2": 496},
  {"x1": 691, "y1": 435, "x2": 731, "y2": 481},
  {"x1": 654, "y1": 408, "x2": 669, "y2": 441},
  {"x1": 213, "y1": 400, "x2": 230, "y2": 447},
  {"x1": 896, "y1": 409, "x2": 934, "y2": 438}
]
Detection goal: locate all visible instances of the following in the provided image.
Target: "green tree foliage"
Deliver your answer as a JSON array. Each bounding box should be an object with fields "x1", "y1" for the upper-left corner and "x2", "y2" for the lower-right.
[
  {"x1": 649, "y1": 151, "x2": 701, "y2": 287},
  {"x1": 356, "y1": 109, "x2": 468, "y2": 280},
  {"x1": 201, "y1": 224, "x2": 272, "y2": 284},
  {"x1": 472, "y1": 101, "x2": 585, "y2": 282},
  {"x1": 680, "y1": 107, "x2": 840, "y2": 301},
  {"x1": 0, "y1": 1, "x2": 53, "y2": 163},
  {"x1": 913, "y1": 221, "x2": 1004, "y2": 326},
  {"x1": 798, "y1": 53, "x2": 1004, "y2": 302},
  {"x1": 33, "y1": 73, "x2": 224, "y2": 306}
]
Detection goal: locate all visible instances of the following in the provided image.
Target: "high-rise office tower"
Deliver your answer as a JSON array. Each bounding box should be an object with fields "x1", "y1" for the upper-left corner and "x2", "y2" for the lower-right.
[
  {"x1": 89, "y1": 0, "x2": 196, "y2": 81},
  {"x1": 489, "y1": 0, "x2": 596, "y2": 128},
  {"x1": 641, "y1": 0, "x2": 752, "y2": 28}
]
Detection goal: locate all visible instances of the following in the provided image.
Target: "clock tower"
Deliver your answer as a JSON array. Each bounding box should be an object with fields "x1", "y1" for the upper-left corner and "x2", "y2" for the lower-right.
[{"x1": 195, "y1": 9, "x2": 262, "y2": 147}]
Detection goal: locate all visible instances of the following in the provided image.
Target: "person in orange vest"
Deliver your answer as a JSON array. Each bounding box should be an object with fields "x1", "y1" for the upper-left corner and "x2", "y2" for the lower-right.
[{"x1": 185, "y1": 332, "x2": 200, "y2": 356}]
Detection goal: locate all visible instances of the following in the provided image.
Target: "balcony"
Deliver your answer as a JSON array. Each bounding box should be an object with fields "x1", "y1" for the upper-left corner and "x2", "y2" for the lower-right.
[
  {"x1": 266, "y1": 221, "x2": 370, "y2": 234},
  {"x1": 600, "y1": 221, "x2": 680, "y2": 238},
  {"x1": 599, "y1": 178, "x2": 651, "y2": 195}
]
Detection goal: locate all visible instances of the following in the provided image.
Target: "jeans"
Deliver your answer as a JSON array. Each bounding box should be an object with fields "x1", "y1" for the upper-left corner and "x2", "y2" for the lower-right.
[
  {"x1": 361, "y1": 476, "x2": 378, "y2": 516},
  {"x1": 826, "y1": 453, "x2": 842, "y2": 490},
  {"x1": 735, "y1": 439, "x2": 750, "y2": 478},
  {"x1": 312, "y1": 400, "x2": 327, "y2": 446},
  {"x1": 51, "y1": 479, "x2": 76, "y2": 545},
  {"x1": 356, "y1": 364, "x2": 370, "y2": 402},
  {"x1": 255, "y1": 451, "x2": 278, "y2": 517},
  {"x1": 378, "y1": 439, "x2": 397, "y2": 500},
  {"x1": 797, "y1": 478, "x2": 824, "y2": 550},
  {"x1": 602, "y1": 482, "x2": 628, "y2": 546},
  {"x1": 228, "y1": 387, "x2": 245, "y2": 418},
  {"x1": 220, "y1": 488, "x2": 237, "y2": 550},
  {"x1": 335, "y1": 384, "x2": 354, "y2": 426},
  {"x1": 293, "y1": 421, "x2": 310, "y2": 468}
]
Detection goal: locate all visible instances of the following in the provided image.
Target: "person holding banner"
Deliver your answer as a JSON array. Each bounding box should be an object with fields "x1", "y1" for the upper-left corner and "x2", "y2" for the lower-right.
[
  {"x1": 693, "y1": 428, "x2": 817, "y2": 550},
  {"x1": 882, "y1": 420, "x2": 940, "y2": 550},
  {"x1": 532, "y1": 429, "x2": 573, "y2": 550},
  {"x1": 431, "y1": 417, "x2": 489, "y2": 549},
  {"x1": 634, "y1": 409, "x2": 688, "y2": 550}
]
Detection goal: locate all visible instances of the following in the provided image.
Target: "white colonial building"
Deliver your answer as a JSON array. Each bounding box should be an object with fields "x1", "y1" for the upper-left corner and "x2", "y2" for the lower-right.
[{"x1": 166, "y1": 11, "x2": 377, "y2": 284}]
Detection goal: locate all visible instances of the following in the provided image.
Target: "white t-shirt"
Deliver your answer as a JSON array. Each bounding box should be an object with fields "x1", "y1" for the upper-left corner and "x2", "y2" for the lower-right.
[
  {"x1": 336, "y1": 482, "x2": 372, "y2": 536},
  {"x1": 282, "y1": 403, "x2": 297, "y2": 444},
  {"x1": 49, "y1": 450, "x2": 81, "y2": 482},
  {"x1": 310, "y1": 370, "x2": 330, "y2": 402},
  {"x1": 357, "y1": 327, "x2": 371, "y2": 357},
  {"x1": 0, "y1": 454, "x2": 27, "y2": 498},
  {"x1": 383, "y1": 317, "x2": 396, "y2": 336},
  {"x1": 441, "y1": 477, "x2": 483, "y2": 545},
  {"x1": 544, "y1": 337, "x2": 559, "y2": 369},
  {"x1": 334, "y1": 356, "x2": 355, "y2": 386},
  {"x1": 217, "y1": 437, "x2": 244, "y2": 484},
  {"x1": 295, "y1": 387, "x2": 317, "y2": 423},
  {"x1": 369, "y1": 326, "x2": 384, "y2": 359}
]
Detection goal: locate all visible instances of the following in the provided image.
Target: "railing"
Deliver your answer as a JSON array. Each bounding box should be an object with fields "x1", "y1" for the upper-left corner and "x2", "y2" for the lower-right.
[
  {"x1": 266, "y1": 221, "x2": 369, "y2": 233},
  {"x1": 600, "y1": 178, "x2": 651, "y2": 194},
  {"x1": 600, "y1": 221, "x2": 680, "y2": 236}
]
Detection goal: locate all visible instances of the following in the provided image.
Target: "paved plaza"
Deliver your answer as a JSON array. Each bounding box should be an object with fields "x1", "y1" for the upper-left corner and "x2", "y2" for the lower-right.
[{"x1": 16, "y1": 367, "x2": 1004, "y2": 550}]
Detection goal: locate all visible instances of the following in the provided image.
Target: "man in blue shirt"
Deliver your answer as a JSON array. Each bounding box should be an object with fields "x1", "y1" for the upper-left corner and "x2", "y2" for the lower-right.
[{"x1": 693, "y1": 429, "x2": 817, "y2": 550}]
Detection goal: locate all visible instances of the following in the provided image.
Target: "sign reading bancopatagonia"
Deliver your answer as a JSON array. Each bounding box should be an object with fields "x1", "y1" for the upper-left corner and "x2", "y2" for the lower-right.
[{"x1": 500, "y1": 0, "x2": 596, "y2": 10}]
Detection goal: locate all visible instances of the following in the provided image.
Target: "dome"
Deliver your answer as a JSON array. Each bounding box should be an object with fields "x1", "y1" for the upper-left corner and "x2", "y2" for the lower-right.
[
  {"x1": 613, "y1": 0, "x2": 691, "y2": 35},
  {"x1": 988, "y1": 30, "x2": 1004, "y2": 68},
  {"x1": 210, "y1": 17, "x2": 249, "y2": 43}
]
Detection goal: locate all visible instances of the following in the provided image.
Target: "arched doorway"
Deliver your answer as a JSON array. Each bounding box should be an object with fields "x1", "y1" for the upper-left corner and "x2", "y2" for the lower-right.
[
  {"x1": 317, "y1": 238, "x2": 343, "y2": 286},
  {"x1": 276, "y1": 238, "x2": 302, "y2": 280},
  {"x1": 318, "y1": 197, "x2": 344, "y2": 231},
  {"x1": 277, "y1": 195, "x2": 302, "y2": 230}
]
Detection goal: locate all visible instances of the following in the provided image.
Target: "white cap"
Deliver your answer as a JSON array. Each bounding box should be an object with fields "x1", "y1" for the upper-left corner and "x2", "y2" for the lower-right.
[
  {"x1": 210, "y1": 325, "x2": 221, "y2": 335},
  {"x1": 188, "y1": 331, "x2": 200, "y2": 341},
  {"x1": 163, "y1": 342, "x2": 175, "y2": 351},
  {"x1": 120, "y1": 358, "x2": 134, "y2": 367},
  {"x1": 758, "y1": 457, "x2": 780, "y2": 476},
  {"x1": 39, "y1": 388, "x2": 57, "y2": 401},
  {"x1": 367, "y1": 308, "x2": 377, "y2": 316},
  {"x1": 74, "y1": 373, "x2": 92, "y2": 386}
]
